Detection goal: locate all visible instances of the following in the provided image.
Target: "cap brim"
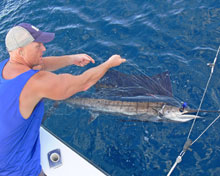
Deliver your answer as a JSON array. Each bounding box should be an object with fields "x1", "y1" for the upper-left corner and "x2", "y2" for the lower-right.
[{"x1": 34, "y1": 32, "x2": 55, "y2": 43}]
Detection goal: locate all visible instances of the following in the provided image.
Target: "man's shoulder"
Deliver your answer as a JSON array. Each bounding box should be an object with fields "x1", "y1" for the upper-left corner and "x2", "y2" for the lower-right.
[
  {"x1": 31, "y1": 70, "x2": 68, "y2": 91},
  {"x1": 27, "y1": 70, "x2": 57, "y2": 89},
  {"x1": 31, "y1": 70, "x2": 56, "y2": 81}
]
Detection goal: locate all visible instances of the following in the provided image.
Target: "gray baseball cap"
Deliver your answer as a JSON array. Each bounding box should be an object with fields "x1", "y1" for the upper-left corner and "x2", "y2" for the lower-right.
[{"x1": 5, "y1": 23, "x2": 55, "y2": 52}]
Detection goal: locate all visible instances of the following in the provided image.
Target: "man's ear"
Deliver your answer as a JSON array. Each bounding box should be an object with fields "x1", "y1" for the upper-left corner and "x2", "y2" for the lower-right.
[{"x1": 17, "y1": 48, "x2": 23, "y2": 57}]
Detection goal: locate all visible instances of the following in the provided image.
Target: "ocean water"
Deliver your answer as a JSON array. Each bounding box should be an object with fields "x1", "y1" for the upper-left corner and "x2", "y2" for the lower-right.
[{"x1": 0, "y1": 0, "x2": 220, "y2": 176}]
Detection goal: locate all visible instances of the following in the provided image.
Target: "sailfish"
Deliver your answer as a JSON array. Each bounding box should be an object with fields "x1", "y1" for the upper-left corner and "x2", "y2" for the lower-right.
[{"x1": 66, "y1": 70, "x2": 216, "y2": 122}]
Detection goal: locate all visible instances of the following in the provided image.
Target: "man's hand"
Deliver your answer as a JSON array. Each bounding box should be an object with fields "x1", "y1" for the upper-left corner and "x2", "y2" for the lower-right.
[
  {"x1": 106, "y1": 55, "x2": 126, "y2": 68},
  {"x1": 71, "y1": 54, "x2": 95, "y2": 67}
]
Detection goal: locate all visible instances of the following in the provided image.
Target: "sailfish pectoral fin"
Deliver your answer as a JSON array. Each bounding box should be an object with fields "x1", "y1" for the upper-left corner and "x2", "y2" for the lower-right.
[{"x1": 152, "y1": 108, "x2": 163, "y2": 118}]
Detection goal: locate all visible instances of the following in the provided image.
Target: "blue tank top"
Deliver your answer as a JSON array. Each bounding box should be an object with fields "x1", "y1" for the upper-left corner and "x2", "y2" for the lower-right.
[{"x1": 0, "y1": 59, "x2": 44, "y2": 176}]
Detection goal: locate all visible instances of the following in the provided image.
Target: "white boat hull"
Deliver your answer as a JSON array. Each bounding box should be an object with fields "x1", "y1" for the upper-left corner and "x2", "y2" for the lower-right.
[{"x1": 40, "y1": 126, "x2": 107, "y2": 176}]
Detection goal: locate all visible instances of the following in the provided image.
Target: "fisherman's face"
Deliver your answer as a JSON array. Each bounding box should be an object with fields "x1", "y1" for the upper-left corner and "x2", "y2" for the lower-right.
[{"x1": 20, "y1": 42, "x2": 46, "y2": 67}]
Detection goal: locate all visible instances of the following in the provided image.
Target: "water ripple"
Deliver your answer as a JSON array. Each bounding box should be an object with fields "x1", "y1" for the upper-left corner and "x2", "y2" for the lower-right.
[{"x1": 192, "y1": 46, "x2": 217, "y2": 52}]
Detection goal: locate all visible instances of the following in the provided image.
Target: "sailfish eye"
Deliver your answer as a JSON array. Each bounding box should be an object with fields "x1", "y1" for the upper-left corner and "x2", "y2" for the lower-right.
[{"x1": 179, "y1": 108, "x2": 184, "y2": 112}]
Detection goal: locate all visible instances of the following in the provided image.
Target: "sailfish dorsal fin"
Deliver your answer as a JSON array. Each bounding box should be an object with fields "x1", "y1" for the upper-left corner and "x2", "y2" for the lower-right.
[{"x1": 95, "y1": 70, "x2": 173, "y2": 97}]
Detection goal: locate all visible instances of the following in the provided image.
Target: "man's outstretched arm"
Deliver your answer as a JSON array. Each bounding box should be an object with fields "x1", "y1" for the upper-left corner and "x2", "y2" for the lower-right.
[{"x1": 36, "y1": 55, "x2": 126, "y2": 100}]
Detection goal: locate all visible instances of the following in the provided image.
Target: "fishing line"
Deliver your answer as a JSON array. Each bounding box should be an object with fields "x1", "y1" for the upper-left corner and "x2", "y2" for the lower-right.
[
  {"x1": 167, "y1": 45, "x2": 220, "y2": 176},
  {"x1": 188, "y1": 46, "x2": 220, "y2": 139},
  {"x1": 191, "y1": 113, "x2": 220, "y2": 145}
]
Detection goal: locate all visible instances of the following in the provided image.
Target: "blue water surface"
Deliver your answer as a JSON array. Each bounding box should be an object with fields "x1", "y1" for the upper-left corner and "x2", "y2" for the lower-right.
[{"x1": 0, "y1": 0, "x2": 220, "y2": 175}]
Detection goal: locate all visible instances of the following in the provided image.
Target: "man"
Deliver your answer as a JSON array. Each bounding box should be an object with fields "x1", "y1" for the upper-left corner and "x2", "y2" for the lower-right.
[{"x1": 0, "y1": 23, "x2": 126, "y2": 176}]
